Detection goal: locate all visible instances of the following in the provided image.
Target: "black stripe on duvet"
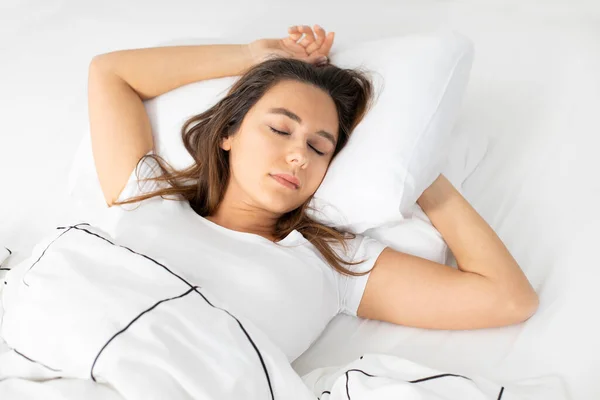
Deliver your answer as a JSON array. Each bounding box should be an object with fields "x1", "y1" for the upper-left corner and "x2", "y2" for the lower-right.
[
  {"x1": 345, "y1": 369, "x2": 376, "y2": 399},
  {"x1": 21, "y1": 223, "x2": 90, "y2": 286},
  {"x1": 498, "y1": 386, "x2": 505, "y2": 399},
  {"x1": 90, "y1": 286, "x2": 197, "y2": 381},
  {"x1": 13, "y1": 348, "x2": 62, "y2": 372},
  {"x1": 72, "y1": 225, "x2": 200, "y2": 289},
  {"x1": 73, "y1": 224, "x2": 275, "y2": 400},
  {"x1": 344, "y1": 369, "x2": 474, "y2": 400},
  {"x1": 190, "y1": 287, "x2": 275, "y2": 400},
  {"x1": 409, "y1": 373, "x2": 471, "y2": 383}
]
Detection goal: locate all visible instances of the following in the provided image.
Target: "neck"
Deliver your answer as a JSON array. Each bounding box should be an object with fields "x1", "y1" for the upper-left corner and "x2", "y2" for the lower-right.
[
  {"x1": 205, "y1": 211, "x2": 280, "y2": 241},
  {"x1": 205, "y1": 192, "x2": 282, "y2": 242}
]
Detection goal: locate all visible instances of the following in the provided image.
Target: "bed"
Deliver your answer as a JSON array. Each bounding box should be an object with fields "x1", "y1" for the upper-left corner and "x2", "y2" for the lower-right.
[{"x1": 1, "y1": 1, "x2": 599, "y2": 398}]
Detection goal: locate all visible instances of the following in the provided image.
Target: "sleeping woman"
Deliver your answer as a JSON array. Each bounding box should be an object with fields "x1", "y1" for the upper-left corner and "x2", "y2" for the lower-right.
[{"x1": 2, "y1": 24, "x2": 538, "y2": 370}]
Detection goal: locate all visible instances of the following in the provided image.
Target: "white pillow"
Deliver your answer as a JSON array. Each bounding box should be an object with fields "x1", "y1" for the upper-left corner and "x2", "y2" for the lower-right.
[
  {"x1": 67, "y1": 30, "x2": 475, "y2": 236},
  {"x1": 364, "y1": 128, "x2": 489, "y2": 266},
  {"x1": 307, "y1": 30, "x2": 474, "y2": 233}
]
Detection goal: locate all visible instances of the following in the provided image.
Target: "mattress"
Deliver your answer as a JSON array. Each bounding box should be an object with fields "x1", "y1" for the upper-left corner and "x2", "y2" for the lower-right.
[{"x1": 2, "y1": 1, "x2": 600, "y2": 399}]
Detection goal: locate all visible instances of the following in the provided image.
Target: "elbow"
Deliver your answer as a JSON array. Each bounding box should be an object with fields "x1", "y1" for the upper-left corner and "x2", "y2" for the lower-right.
[
  {"x1": 88, "y1": 56, "x2": 109, "y2": 83},
  {"x1": 506, "y1": 291, "x2": 539, "y2": 324},
  {"x1": 90, "y1": 54, "x2": 111, "y2": 74},
  {"x1": 89, "y1": 52, "x2": 120, "y2": 77}
]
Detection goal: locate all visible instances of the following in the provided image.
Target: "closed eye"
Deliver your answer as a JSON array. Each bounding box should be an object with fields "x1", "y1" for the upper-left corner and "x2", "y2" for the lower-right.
[
  {"x1": 269, "y1": 126, "x2": 290, "y2": 136},
  {"x1": 269, "y1": 126, "x2": 325, "y2": 156}
]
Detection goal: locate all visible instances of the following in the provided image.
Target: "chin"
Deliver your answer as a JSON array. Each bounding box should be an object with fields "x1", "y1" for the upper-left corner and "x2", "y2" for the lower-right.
[
  {"x1": 257, "y1": 182, "x2": 313, "y2": 214},
  {"x1": 260, "y1": 195, "x2": 306, "y2": 215},
  {"x1": 270, "y1": 202, "x2": 304, "y2": 215}
]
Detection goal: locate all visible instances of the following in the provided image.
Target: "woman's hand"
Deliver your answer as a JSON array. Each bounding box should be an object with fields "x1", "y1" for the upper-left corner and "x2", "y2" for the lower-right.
[{"x1": 246, "y1": 24, "x2": 335, "y2": 67}]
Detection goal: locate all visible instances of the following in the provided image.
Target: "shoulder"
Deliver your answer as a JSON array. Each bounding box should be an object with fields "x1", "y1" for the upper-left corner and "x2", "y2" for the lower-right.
[
  {"x1": 333, "y1": 233, "x2": 388, "y2": 267},
  {"x1": 296, "y1": 232, "x2": 388, "y2": 276}
]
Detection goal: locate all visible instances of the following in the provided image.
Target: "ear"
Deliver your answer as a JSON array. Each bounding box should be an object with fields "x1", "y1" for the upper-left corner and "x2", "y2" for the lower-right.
[{"x1": 220, "y1": 136, "x2": 232, "y2": 151}]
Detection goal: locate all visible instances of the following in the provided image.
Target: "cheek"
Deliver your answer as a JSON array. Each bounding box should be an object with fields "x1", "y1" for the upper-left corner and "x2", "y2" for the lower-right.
[
  {"x1": 306, "y1": 164, "x2": 329, "y2": 192},
  {"x1": 242, "y1": 129, "x2": 279, "y2": 159},
  {"x1": 229, "y1": 130, "x2": 275, "y2": 177}
]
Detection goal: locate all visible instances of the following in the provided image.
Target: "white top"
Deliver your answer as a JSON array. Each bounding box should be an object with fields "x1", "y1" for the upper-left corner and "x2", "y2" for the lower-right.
[{"x1": 87, "y1": 155, "x2": 388, "y2": 362}]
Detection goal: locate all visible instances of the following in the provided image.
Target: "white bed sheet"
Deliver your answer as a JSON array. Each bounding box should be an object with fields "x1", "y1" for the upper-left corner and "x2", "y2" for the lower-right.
[{"x1": 1, "y1": 1, "x2": 600, "y2": 399}]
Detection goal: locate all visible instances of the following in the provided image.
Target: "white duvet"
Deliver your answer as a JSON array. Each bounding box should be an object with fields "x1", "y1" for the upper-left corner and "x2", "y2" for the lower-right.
[{"x1": 0, "y1": 224, "x2": 565, "y2": 399}]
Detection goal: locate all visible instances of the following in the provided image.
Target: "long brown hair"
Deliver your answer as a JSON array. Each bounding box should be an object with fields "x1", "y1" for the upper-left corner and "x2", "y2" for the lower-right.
[{"x1": 114, "y1": 57, "x2": 375, "y2": 276}]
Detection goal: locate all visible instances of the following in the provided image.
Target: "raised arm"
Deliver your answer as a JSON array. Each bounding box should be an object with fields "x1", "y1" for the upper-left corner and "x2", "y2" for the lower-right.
[
  {"x1": 88, "y1": 44, "x2": 254, "y2": 206},
  {"x1": 357, "y1": 174, "x2": 539, "y2": 330},
  {"x1": 88, "y1": 24, "x2": 334, "y2": 207}
]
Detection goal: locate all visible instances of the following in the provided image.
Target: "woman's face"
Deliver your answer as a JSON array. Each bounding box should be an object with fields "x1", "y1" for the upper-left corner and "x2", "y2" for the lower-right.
[{"x1": 221, "y1": 79, "x2": 339, "y2": 215}]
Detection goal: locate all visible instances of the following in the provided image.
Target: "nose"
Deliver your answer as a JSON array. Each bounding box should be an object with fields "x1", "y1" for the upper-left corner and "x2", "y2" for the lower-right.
[{"x1": 285, "y1": 142, "x2": 309, "y2": 168}]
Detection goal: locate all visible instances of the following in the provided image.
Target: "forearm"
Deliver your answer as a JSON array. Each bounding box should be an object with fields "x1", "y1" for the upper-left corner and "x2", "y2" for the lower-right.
[
  {"x1": 417, "y1": 175, "x2": 537, "y2": 302},
  {"x1": 92, "y1": 44, "x2": 253, "y2": 100}
]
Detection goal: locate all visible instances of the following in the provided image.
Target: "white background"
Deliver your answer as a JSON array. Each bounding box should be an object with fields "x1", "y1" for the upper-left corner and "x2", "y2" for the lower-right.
[{"x1": 2, "y1": 1, "x2": 600, "y2": 398}]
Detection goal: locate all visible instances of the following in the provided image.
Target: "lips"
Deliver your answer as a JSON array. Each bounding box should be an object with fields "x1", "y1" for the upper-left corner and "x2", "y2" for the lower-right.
[{"x1": 271, "y1": 174, "x2": 300, "y2": 189}]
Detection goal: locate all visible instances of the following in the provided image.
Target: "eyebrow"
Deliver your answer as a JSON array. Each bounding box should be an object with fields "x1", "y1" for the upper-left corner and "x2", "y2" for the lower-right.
[{"x1": 268, "y1": 107, "x2": 337, "y2": 146}]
